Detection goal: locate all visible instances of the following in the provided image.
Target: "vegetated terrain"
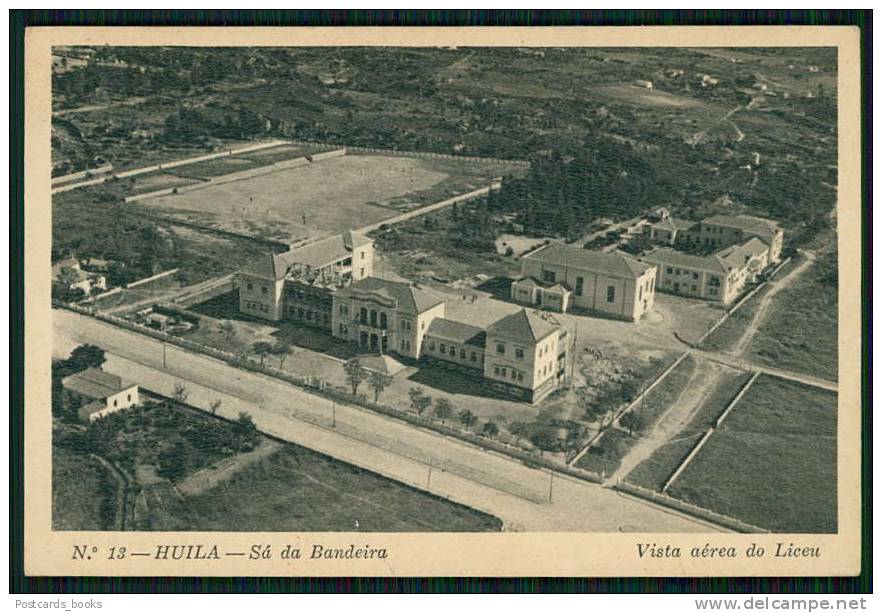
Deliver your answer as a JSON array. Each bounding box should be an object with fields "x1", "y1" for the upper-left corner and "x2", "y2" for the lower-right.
[
  {"x1": 52, "y1": 191, "x2": 270, "y2": 287},
  {"x1": 744, "y1": 248, "x2": 838, "y2": 380},
  {"x1": 668, "y1": 375, "x2": 837, "y2": 533},
  {"x1": 574, "y1": 354, "x2": 697, "y2": 475},
  {"x1": 626, "y1": 368, "x2": 753, "y2": 490},
  {"x1": 139, "y1": 444, "x2": 502, "y2": 532},
  {"x1": 52, "y1": 444, "x2": 117, "y2": 530},
  {"x1": 53, "y1": 46, "x2": 837, "y2": 262}
]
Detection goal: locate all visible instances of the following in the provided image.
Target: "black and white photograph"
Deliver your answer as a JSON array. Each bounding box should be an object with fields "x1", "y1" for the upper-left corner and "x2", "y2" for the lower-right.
[{"x1": 48, "y1": 42, "x2": 841, "y2": 538}]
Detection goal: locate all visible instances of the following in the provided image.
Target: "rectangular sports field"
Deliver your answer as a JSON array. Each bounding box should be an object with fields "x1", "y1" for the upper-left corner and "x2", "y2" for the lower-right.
[
  {"x1": 667, "y1": 374, "x2": 837, "y2": 533},
  {"x1": 138, "y1": 152, "x2": 519, "y2": 242}
]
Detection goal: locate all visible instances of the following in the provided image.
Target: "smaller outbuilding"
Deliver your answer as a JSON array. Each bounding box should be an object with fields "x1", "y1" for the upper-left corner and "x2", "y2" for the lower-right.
[{"x1": 62, "y1": 368, "x2": 140, "y2": 422}]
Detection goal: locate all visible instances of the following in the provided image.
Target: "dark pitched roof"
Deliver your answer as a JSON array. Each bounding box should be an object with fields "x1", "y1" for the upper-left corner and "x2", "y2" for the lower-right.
[
  {"x1": 702, "y1": 214, "x2": 781, "y2": 237},
  {"x1": 486, "y1": 309, "x2": 560, "y2": 343},
  {"x1": 641, "y1": 248, "x2": 733, "y2": 275},
  {"x1": 651, "y1": 217, "x2": 696, "y2": 232},
  {"x1": 425, "y1": 318, "x2": 487, "y2": 347},
  {"x1": 525, "y1": 243, "x2": 653, "y2": 278},
  {"x1": 62, "y1": 368, "x2": 136, "y2": 400},
  {"x1": 716, "y1": 237, "x2": 770, "y2": 266},
  {"x1": 240, "y1": 230, "x2": 372, "y2": 280},
  {"x1": 335, "y1": 277, "x2": 444, "y2": 314}
]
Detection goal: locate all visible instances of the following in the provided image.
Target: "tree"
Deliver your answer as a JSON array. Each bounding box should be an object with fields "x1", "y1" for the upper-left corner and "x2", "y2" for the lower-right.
[
  {"x1": 368, "y1": 371, "x2": 393, "y2": 402},
  {"x1": 233, "y1": 412, "x2": 259, "y2": 451},
  {"x1": 619, "y1": 411, "x2": 646, "y2": 436},
  {"x1": 482, "y1": 421, "x2": 500, "y2": 438},
  {"x1": 56, "y1": 265, "x2": 81, "y2": 289},
  {"x1": 343, "y1": 358, "x2": 367, "y2": 395},
  {"x1": 458, "y1": 409, "x2": 477, "y2": 430},
  {"x1": 433, "y1": 398, "x2": 454, "y2": 424},
  {"x1": 218, "y1": 320, "x2": 236, "y2": 341},
  {"x1": 252, "y1": 341, "x2": 273, "y2": 366},
  {"x1": 67, "y1": 344, "x2": 106, "y2": 371},
  {"x1": 271, "y1": 341, "x2": 292, "y2": 369},
  {"x1": 209, "y1": 398, "x2": 222, "y2": 416},
  {"x1": 408, "y1": 388, "x2": 432, "y2": 416},
  {"x1": 172, "y1": 381, "x2": 188, "y2": 404}
]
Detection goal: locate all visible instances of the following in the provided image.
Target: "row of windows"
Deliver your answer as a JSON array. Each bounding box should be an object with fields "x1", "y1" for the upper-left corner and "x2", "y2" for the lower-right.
[
  {"x1": 243, "y1": 301, "x2": 270, "y2": 313},
  {"x1": 110, "y1": 393, "x2": 134, "y2": 409},
  {"x1": 246, "y1": 282, "x2": 270, "y2": 295},
  {"x1": 493, "y1": 365, "x2": 525, "y2": 383},
  {"x1": 495, "y1": 342, "x2": 525, "y2": 359},
  {"x1": 428, "y1": 340, "x2": 483, "y2": 364},
  {"x1": 289, "y1": 306, "x2": 330, "y2": 325}
]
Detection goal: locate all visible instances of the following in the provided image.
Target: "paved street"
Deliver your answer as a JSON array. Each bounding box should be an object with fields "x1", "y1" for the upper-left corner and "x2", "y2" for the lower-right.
[{"x1": 53, "y1": 308, "x2": 723, "y2": 533}]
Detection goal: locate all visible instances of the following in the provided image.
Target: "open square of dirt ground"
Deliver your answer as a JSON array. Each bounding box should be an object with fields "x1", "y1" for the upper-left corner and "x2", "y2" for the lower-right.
[{"x1": 139, "y1": 154, "x2": 502, "y2": 242}]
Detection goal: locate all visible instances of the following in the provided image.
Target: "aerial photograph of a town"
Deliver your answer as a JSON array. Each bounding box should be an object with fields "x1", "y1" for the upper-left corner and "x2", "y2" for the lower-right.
[{"x1": 50, "y1": 45, "x2": 838, "y2": 535}]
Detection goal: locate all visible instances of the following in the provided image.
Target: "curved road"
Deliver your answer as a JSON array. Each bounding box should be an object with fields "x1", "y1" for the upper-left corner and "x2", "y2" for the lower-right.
[{"x1": 53, "y1": 308, "x2": 722, "y2": 533}]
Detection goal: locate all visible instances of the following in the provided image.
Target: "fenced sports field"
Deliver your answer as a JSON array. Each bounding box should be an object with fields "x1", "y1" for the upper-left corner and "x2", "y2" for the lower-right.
[{"x1": 135, "y1": 149, "x2": 521, "y2": 242}]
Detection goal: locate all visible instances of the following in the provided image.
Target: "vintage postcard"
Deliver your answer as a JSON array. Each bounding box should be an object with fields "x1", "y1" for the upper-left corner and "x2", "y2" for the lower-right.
[{"x1": 23, "y1": 25, "x2": 862, "y2": 577}]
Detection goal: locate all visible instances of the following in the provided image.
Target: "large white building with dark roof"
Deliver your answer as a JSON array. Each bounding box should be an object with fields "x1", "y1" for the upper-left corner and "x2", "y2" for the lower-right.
[
  {"x1": 513, "y1": 242, "x2": 657, "y2": 321},
  {"x1": 238, "y1": 230, "x2": 374, "y2": 324},
  {"x1": 331, "y1": 276, "x2": 445, "y2": 359}
]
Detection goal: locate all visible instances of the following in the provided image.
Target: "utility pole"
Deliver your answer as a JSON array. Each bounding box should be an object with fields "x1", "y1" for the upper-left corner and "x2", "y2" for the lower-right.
[
  {"x1": 548, "y1": 470, "x2": 555, "y2": 504},
  {"x1": 427, "y1": 459, "x2": 433, "y2": 491}
]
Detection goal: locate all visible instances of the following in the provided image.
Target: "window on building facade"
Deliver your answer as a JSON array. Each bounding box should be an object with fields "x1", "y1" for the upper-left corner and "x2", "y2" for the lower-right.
[
  {"x1": 113, "y1": 399, "x2": 118, "y2": 408},
  {"x1": 500, "y1": 367, "x2": 507, "y2": 377},
  {"x1": 494, "y1": 366, "x2": 500, "y2": 376},
  {"x1": 440, "y1": 343, "x2": 447, "y2": 353},
  {"x1": 517, "y1": 372, "x2": 524, "y2": 382},
  {"x1": 542, "y1": 270, "x2": 556, "y2": 283},
  {"x1": 360, "y1": 307, "x2": 367, "y2": 323},
  {"x1": 606, "y1": 285, "x2": 615, "y2": 303},
  {"x1": 370, "y1": 310, "x2": 377, "y2": 327},
  {"x1": 247, "y1": 282, "x2": 254, "y2": 291},
  {"x1": 709, "y1": 276, "x2": 721, "y2": 287},
  {"x1": 496, "y1": 343, "x2": 505, "y2": 355},
  {"x1": 428, "y1": 341, "x2": 435, "y2": 351},
  {"x1": 379, "y1": 312, "x2": 387, "y2": 329},
  {"x1": 470, "y1": 352, "x2": 477, "y2": 362},
  {"x1": 575, "y1": 276, "x2": 584, "y2": 296},
  {"x1": 449, "y1": 345, "x2": 456, "y2": 356},
  {"x1": 262, "y1": 286, "x2": 268, "y2": 294},
  {"x1": 515, "y1": 347, "x2": 524, "y2": 359},
  {"x1": 460, "y1": 348, "x2": 466, "y2": 359},
  {"x1": 693, "y1": 272, "x2": 699, "y2": 280},
  {"x1": 127, "y1": 394, "x2": 131, "y2": 402},
  {"x1": 666, "y1": 267, "x2": 673, "y2": 274},
  {"x1": 400, "y1": 340, "x2": 406, "y2": 352},
  {"x1": 339, "y1": 304, "x2": 348, "y2": 315},
  {"x1": 360, "y1": 268, "x2": 365, "y2": 277},
  {"x1": 361, "y1": 251, "x2": 365, "y2": 260}
]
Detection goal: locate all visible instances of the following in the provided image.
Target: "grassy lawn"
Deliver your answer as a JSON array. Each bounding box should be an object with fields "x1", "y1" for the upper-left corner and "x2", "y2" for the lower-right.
[
  {"x1": 573, "y1": 428, "x2": 638, "y2": 476},
  {"x1": 165, "y1": 155, "x2": 264, "y2": 179},
  {"x1": 699, "y1": 284, "x2": 773, "y2": 353},
  {"x1": 626, "y1": 354, "x2": 698, "y2": 430},
  {"x1": 668, "y1": 375, "x2": 837, "y2": 532},
  {"x1": 746, "y1": 251, "x2": 838, "y2": 380},
  {"x1": 626, "y1": 369, "x2": 752, "y2": 490},
  {"x1": 137, "y1": 443, "x2": 503, "y2": 532},
  {"x1": 52, "y1": 443, "x2": 117, "y2": 530}
]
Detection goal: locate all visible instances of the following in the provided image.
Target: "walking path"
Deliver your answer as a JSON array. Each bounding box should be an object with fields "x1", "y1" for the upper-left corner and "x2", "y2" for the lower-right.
[
  {"x1": 732, "y1": 250, "x2": 816, "y2": 356},
  {"x1": 611, "y1": 360, "x2": 726, "y2": 483}
]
